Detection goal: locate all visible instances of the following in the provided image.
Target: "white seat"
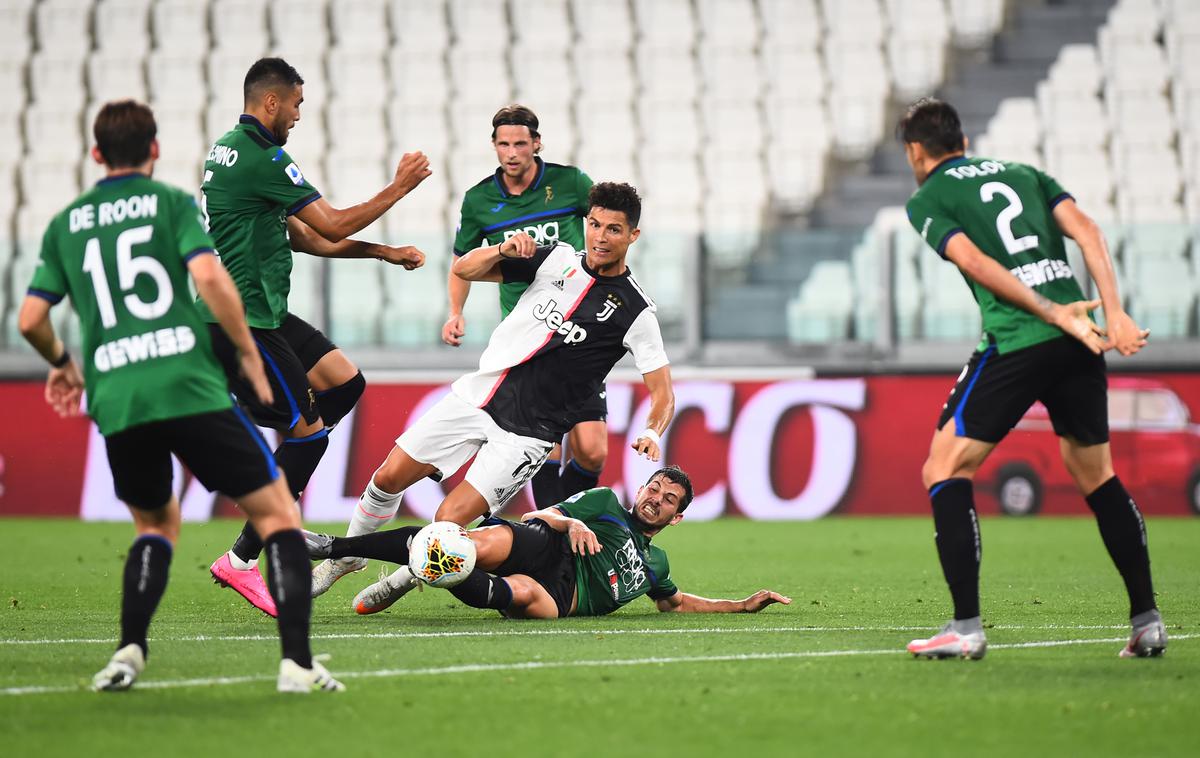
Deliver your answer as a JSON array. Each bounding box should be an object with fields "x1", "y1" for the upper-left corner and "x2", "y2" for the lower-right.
[
  {"x1": 699, "y1": 50, "x2": 763, "y2": 102},
  {"x1": 20, "y1": 159, "x2": 80, "y2": 210},
  {"x1": 761, "y1": 46, "x2": 825, "y2": 102},
  {"x1": 572, "y1": 0, "x2": 634, "y2": 52},
  {"x1": 329, "y1": 0, "x2": 389, "y2": 51},
  {"x1": 324, "y1": 157, "x2": 386, "y2": 208},
  {"x1": 387, "y1": 101, "x2": 450, "y2": 156},
  {"x1": 448, "y1": 50, "x2": 511, "y2": 103},
  {"x1": 389, "y1": 0, "x2": 449, "y2": 52},
  {"x1": 28, "y1": 53, "x2": 86, "y2": 108},
  {"x1": 327, "y1": 48, "x2": 388, "y2": 107},
  {"x1": 95, "y1": 0, "x2": 152, "y2": 55},
  {"x1": 207, "y1": 47, "x2": 267, "y2": 105},
  {"x1": 638, "y1": 102, "x2": 701, "y2": 155},
  {"x1": 636, "y1": 49, "x2": 699, "y2": 103},
  {"x1": 704, "y1": 101, "x2": 766, "y2": 156},
  {"x1": 268, "y1": 0, "x2": 328, "y2": 53},
  {"x1": 0, "y1": 111, "x2": 23, "y2": 167},
  {"x1": 766, "y1": 147, "x2": 828, "y2": 212},
  {"x1": 152, "y1": 0, "x2": 210, "y2": 55},
  {"x1": 574, "y1": 48, "x2": 636, "y2": 100},
  {"x1": 511, "y1": 0, "x2": 572, "y2": 51},
  {"x1": 949, "y1": 0, "x2": 1005, "y2": 48},
  {"x1": 829, "y1": 91, "x2": 886, "y2": 161},
  {"x1": 696, "y1": 0, "x2": 759, "y2": 52},
  {"x1": 35, "y1": 0, "x2": 93, "y2": 60},
  {"x1": 759, "y1": 0, "x2": 821, "y2": 50},
  {"x1": 23, "y1": 103, "x2": 84, "y2": 158},
  {"x1": 633, "y1": 0, "x2": 696, "y2": 50},
  {"x1": 888, "y1": 36, "x2": 947, "y2": 102},
  {"x1": 324, "y1": 100, "x2": 388, "y2": 157},
  {"x1": 388, "y1": 48, "x2": 449, "y2": 106},
  {"x1": 447, "y1": 0, "x2": 507, "y2": 45},
  {"x1": 151, "y1": 102, "x2": 207, "y2": 165},
  {"x1": 638, "y1": 156, "x2": 702, "y2": 207},
  {"x1": 787, "y1": 260, "x2": 853, "y2": 343},
  {"x1": 0, "y1": 1, "x2": 34, "y2": 63},
  {"x1": 765, "y1": 98, "x2": 830, "y2": 153},
  {"x1": 0, "y1": 59, "x2": 28, "y2": 115},
  {"x1": 449, "y1": 99, "x2": 515, "y2": 150},
  {"x1": 153, "y1": 157, "x2": 204, "y2": 194},
  {"x1": 328, "y1": 264, "x2": 383, "y2": 346},
  {"x1": 512, "y1": 49, "x2": 575, "y2": 102},
  {"x1": 822, "y1": 0, "x2": 885, "y2": 45},
  {"x1": 87, "y1": 52, "x2": 148, "y2": 104},
  {"x1": 575, "y1": 144, "x2": 638, "y2": 188},
  {"x1": 210, "y1": 0, "x2": 269, "y2": 52},
  {"x1": 146, "y1": 50, "x2": 206, "y2": 104}
]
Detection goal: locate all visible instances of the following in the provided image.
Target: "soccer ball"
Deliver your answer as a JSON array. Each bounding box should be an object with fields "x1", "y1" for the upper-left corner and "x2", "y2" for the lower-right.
[{"x1": 408, "y1": 522, "x2": 477, "y2": 589}]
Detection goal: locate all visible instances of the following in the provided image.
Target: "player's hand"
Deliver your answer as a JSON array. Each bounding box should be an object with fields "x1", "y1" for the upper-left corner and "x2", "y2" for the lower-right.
[
  {"x1": 631, "y1": 436, "x2": 661, "y2": 461},
  {"x1": 442, "y1": 313, "x2": 466, "y2": 346},
  {"x1": 741, "y1": 590, "x2": 792, "y2": 613},
  {"x1": 1103, "y1": 309, "x2": 1150, "y2": 356},
  {"x1": 45, "y1": 360, "x2": 84, "y2": 418},
  {"x1": 498, "y1": 233, "x2": 536, "y2": 259},
  {"x1": 1053, "y1": 299, "x2": 1107, "y2": 355},
  {"x1": 566, "y1": 519, "x2": 601, "y2": 556},
  {"x1": 393, "y1": 151, "x2": 432, "y2": 195},
  {"x1": 377, "y1": 244, "x2": 425, "y2": 270},
  {"x1": 238, "y1": 349, "x2": 274, "y2": 407}
]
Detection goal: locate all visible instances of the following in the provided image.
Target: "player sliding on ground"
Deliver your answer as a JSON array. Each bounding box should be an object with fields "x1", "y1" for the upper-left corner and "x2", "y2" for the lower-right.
[
  {"x1": 18, "y1": 101, "x2": 342, "y2": 692},
  {"x1": 311, "y1": 182, "x2": 676, "y2": 609},
  {"x1": 304, "y1": 466, "x2": 790, "y2": 618},
  {"x1": 896, "y1": 98, "x2": 1166, "y2": 660}
]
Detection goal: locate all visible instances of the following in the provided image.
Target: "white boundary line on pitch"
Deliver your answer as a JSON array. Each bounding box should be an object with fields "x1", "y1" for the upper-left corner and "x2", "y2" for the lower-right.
[
  {"x1": 1, "y1": 634, "x2": 1194, "y2": 697},
  {"x1": 0, "y1": 624, "x2": 1159, "y2": 646}
]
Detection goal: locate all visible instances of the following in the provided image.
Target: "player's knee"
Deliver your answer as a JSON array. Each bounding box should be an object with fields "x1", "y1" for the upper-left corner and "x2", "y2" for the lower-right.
[
  {"x1": 572, "y1": 438, "x2": 607, "y2": 471},
  {"x1": 316, "y1": 370, "x2": 365, "y2": 427},
  {"x1": 434, "y1": 499, "x2": 484, "y2": 526}
]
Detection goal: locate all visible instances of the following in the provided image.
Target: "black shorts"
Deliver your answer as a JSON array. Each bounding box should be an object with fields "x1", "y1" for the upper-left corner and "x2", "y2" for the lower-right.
[
  {"x1": 938, "y1": 336, "x2": 1109, "y2": 445},
  {"x1": 569, "y1": 382, "x2": 608, "y2": 425},
  {"x1": 208, "y1": 313, "x2": 335, "y2": 431},
  {"x1": 492, "y1": 519, "x2": 577, "y2": 618},
  {"x1": 105, "y1": 408, "x2": 279, "y2": 510}
]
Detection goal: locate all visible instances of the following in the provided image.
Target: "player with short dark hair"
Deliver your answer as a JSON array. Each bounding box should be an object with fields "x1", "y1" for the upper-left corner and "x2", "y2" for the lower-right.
[
  {"x1": 311, "y1": 182, "x2": 676, "y2": 611},
  {"x1": 18, "y1": 100, "x2": 342, "y2": 692},
  {"x1": 443, "y1": 104, "x2": 608, "y2": 511},
  {"x1": 201, "y1": 57, "x2": 432, "y2": 612},
  {"x1": 896, "y1": 98, "x2": 1164, "y2": 660},
  {"x1": 305, "y1": 466, "x2": 790, "y2": 619}
]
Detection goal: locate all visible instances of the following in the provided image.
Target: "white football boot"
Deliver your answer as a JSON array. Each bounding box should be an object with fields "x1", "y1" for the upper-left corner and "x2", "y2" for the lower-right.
[
  {"x1": 311, "y1": 557, "x2": 367, "y2": 597},
  {"x1": 1119, "y1": 617, "x2": 1167, "y2": 658},
  {"x1": 92, "y1": 643, "x2": 146, "y2": 691},
  {"x1": 277, "y1": 657, "x2": 346, "y2": 693},
  {"x1": 907, "y1": 622, "x2": 988, "y2": 660},
  {"x1": 352, "y1": 565, "x2": 419, "y2": 615}
]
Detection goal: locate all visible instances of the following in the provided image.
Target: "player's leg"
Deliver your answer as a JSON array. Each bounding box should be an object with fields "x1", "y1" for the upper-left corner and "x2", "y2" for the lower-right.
[
  {"x1": 439, "y1": 421, "x2": 553, "y2": 524},
  {"x1": 1042, "y1": 343, "x2": 1165, "y2": 657},
  {"x1": 92, "y1": 423, "x2": 177, "y2": 691},
  {"x1": 530, "y1": 441, "x2": 564, "y2": 508},
  {"x1": 909, "y1": 345, "x2": 1041, "y2": 659},
  {"x1": 559, "y1": 419, "x2": 608, "y2": 498},
  {"x1": 173, "y1": 408, "x2": 343, "y2": 691},
  {"x1": 285, "y1": 313, "x2": 364, "y2": 428}
]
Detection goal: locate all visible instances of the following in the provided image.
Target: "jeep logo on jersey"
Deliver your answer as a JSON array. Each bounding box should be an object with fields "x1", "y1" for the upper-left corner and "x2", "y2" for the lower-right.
[
  {"x1": 532, "y1": 299, "x2": 588, "y2": 344},
  {"x1": 502, "y1": 220, "x2": 560, "y2": 244}
]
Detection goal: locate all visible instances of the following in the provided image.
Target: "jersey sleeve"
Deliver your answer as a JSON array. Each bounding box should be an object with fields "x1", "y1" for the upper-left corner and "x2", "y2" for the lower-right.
[
  {"x1": 906, "y1": 192, "x2": 963, "y2": 260},
  {"x1": 452, "y1": 195, "x2": 484, "y2": 256},
  {"x1": 646, "y1": 550, "x2": 679, "y2": 600},
  {"x1": 623, "y1": 309, "x2": 670, "y2": 374},
  {"x1": 1035, "y1": 168, "x2": 1074, "y2": 209},
  {"x1": 27, "y1": 220, "x2": 68, "y2": 304},
  {"x1": 499, "y1": 243, "x2": 557, "y2": 284},
  {"x1": 257, "y1": 148, "x2": 321, "y2": 216},
  {"x1": 555, "y1": 487, "x2": 621, "y2": 521},
  {"x1": 172, "y1": 190, "x2": 217, "y2": 262}
]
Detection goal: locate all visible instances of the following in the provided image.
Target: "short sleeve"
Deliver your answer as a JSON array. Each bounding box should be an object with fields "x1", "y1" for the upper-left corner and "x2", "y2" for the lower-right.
[
  {"x1": 646, "y1": 554, "x2": 678, "y2": 600},
  {"x1": 906, "y1": 193, "x2": 963, "y2": 260},
  {"x1": 173, "y1": 191, "x2": 217, "y2": 262},
  {"x1": 575, "y1": 169, "x2": 594, "y2": 214},
  {"x1": 257, "y1": 148, "x2": 321, "y2": 216},
  {"x1": 1036, "y1": 168, "x2": 1073, "y2": 209},
  {"x1": 452, "y1": 196, "x2": 483, "y2": 256},
  {"x1": 555, "y1": 487, "x2": 620, "y2": 521},
  {"x1": 27, "y1": 220, "x2": 68, "y2": 304},
  {"x1": 499, "y1": 243, "x2": 557, "y2": 284},
  {"x1": 623, "y1": 309, "x2": 669, "y2": 374}
]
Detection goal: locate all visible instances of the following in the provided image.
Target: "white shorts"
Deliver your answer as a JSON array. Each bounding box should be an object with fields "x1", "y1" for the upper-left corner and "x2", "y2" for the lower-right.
[{"x1": 397, "y1": 391, "x2": 554, "y2": 511}]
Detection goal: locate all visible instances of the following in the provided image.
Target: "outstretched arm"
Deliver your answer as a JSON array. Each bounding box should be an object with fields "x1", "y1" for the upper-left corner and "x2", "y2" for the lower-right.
[
  {"x1": 520, "y1": 506, "x2": 602, "y2": 555},
  {"x1": 452, "y1": 232, "x2": 537, "y2": 283},
  {"x1": 1052, "y1": 199, "x2": 1148, "y2": 356},
  {"x1": 655, "y1": 589, "x2": 792, "y2": 614},
  {"x1": 442, "y1": 265, "x2": 471, "y2": 345},
  {"x1": 631, "y1": 365, "x2": 674, "y2": 461},
  {"x1": 293, "y1": 151, "x2": 431, "y2": 242},
  {"x1": 286, "y1": 217, "x2": 424, "y2": 269},
  {"x1": 943, "y1": 233, "x2": 1107, "y2": 354}
]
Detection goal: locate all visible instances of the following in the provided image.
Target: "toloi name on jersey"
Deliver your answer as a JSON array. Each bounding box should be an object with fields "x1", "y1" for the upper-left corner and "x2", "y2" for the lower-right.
[
  {"x1": 1010, "y1": 258, "x2": 1075, "y2": 288},
  {"x1": 533, "y1": 298, "x2": 588, "y2": 344},
  {"x1": 68, "y1": 195, "x2": 159, "y2": 233},
  {"x1": 94, "y1": 325, "x2": 197, "y2": 373},
  {"x1": 944, "y1": 160, "x2": 1006, "y2": 180}
]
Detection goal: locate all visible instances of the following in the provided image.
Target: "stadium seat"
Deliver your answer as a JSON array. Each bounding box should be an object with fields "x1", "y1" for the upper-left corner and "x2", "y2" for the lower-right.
[
  {"x1": 699, "y1": 50, "x2": 764, "y2": 102},
  {"x1": 328, "y1": 263, "x2": 384, "y2": 346},
  {"x1": 152, "y1": 102, "x2": 207, "y2": 164},
  {"x1": 22, "y1": 103, "x2": 84, "y2": 159},
  {"x1": 329, "y1": 0, "x2": 389, "y2": 52},
  {"x1": 94, "y1": 0, "x2": 152, "y2": 55},
  {"x1": 633, "y1": 0, "x2": 696, "y2": 51},
  {"x1": 448, "y1": 0, "x2": 507, "y2": 46},
  {"x1": 388, "y1": 48, "x2": 449, "y2": 107},
  {"x1": 152, "y1": 0, "x2": 211, "y2": 55},
  {"x1": 1128, "y1": 256, "x2": 1195, "y2": 337},
  {"x1": 35, "y1": 0, "x2": 93, "y2": 60},
  {"x1": 448, "y1": 50, "x2": 512, "y2": 104},
  {"x1": 761, "y1": 46, "x2": 825, "y2": 103},
  {"x1": 327, "y1": 48, "x2": 388, "y2": 107},
  {"x1": 0, "y1": 111, "x2": 22, "y2": 168},
  {"x1": 696, "y1": 0, "x2": 759, "y2": 52},
  {"x1": 573, "y1": 0, "x2": 635, "y2": 53},
  {"x1": 28, "y1": 53, "x2": 86, "y2": 110},
  {"x1": 0, "y1": 1, "x2": 34, "y2": 63},
  {"x1": 268, "y1": 0, "x2": 328, "y2": 53},
  {"x1": 512, "y1": 49, "x2": 575, "y2": 104},
  {"x1": 829, "y1": 90, "x2": 887, "y2": 161},
  {"x1": 153, "y1": 158, "x2": 203, "y2": 195},
  {"x1": 574, "y1": 48, "x2": 636, "y2": 100},
  {"x1": 511, "y1": 0, "x2": 572, "y2": 52},
  {"x1": 888, "y1": 36, "x2": 948, "y2": 103},
  {"x1": 921, "y1": 262, "x2": 983, "y2": 341},
  {"x1": 575, "y1": 144, "x2": 638, "y2": 189},
  {"x1": 787, "y1": 260, "x2": 853, "y2": 343},
  {"x1": 207, "y1": 47, "x2": 267, "y2": 107},
  {"x1": 949, "y1": 0, "x2": 1005, "y2": 48},
  {"x1": 636, "y1": 49, "x2": 699, "y2": 103},
  {"x1": 389, "y1": 0, "x2": 449, "y2": 52},
  {"x1": 387, "y1": 101, "x2": 450, "y2": 157},
  {"x1": 704, "y1": 101, "x2": 766, "y2": 156},
  {"x1": 146, "y1": 51, "x2": 206, "y2": 105},
  {"x1": 759, "y1": 0, "x2": 821, "y2": 50},
  {"x1": 766, "y1": 147, "x2": 828, "y2": 212},
  {"x1": 86, "y1": 52, "x2": 148, "y2": 104},
  {"x1": 209, "y1": 0, "x2": 269, "y2": 53}
]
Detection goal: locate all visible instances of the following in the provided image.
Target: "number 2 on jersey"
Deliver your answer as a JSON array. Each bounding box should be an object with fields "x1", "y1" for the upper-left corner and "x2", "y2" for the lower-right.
[
  {"x1": 82, "y1": 224, "x2": 173, "y2": 328},
  {"x1": 980, "y1": 181, "x2": 1039, "y2": 255}
]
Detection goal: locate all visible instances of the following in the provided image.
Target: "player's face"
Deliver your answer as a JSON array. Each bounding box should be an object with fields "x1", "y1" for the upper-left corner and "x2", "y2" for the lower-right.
[
  {"x1": 632, "y1": 476, "x2": 686, "y2": 530},
  {"x1": 585, "y1": 208, "x2": 640, "y2": 270},
  {"x1": 270, "y1": 85, "x2": 304, "y2": 146},
  {"x1": 493, "y1": 125, "x2": 539, "y2": 178}
]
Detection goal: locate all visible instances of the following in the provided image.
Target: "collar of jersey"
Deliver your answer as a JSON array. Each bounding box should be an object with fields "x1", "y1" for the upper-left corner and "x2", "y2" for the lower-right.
[
  {"x1": 492, "y1": 156, "x2": 545, "y2": 198},
  {"x1": 239, "y1": 114, "x2": 279, "y2": 145},
  {"x1": 95, "y1": 172, "x2": 147, "y2": 186},
  {"x1": 580, "y1": 253, "x2": 630, "y2": 281},
  {"x1": 929, "y1": 154, "x2": 969, "y2": 176}
]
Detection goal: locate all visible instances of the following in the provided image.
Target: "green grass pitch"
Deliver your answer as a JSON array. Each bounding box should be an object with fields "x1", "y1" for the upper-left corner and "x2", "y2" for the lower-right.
[{"x1": 1, "y1": 517, "x2": 1196, "y2": 757}]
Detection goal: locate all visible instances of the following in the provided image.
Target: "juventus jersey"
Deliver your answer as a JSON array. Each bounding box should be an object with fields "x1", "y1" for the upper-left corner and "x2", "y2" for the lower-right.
[{"x1": 451, "y1": 242, "x2": 669, "y2": 442}]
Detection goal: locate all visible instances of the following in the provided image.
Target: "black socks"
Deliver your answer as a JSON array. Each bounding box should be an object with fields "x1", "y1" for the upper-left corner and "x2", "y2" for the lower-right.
[
  {"x1": 559, "y1": 458, "x2": 600, "y2": 500},
  {"x1": 119, "y1": 535, "x2": 172, "y2": 656},
  {"x1": 1085, "y1": 476, "x2": 1157, "y2": 617},
  {"x1": 929, "y1": 478, "x2": 981, "y2": 621},
  {"x1": 329, "y1": 526, "x2": 421, "y2": 563},
  {"x1": 448, "y1": 569, "x2": 513, "y2": 611},
  {"x1": 263, "y1": 530, "x2": 313, "y2": 669},
  {"x1": 231, "y1": 430, "x2": 330, "y2": 563},
  {"x1": 531, "y1": 459, "x2": 562, "y2": 508}
]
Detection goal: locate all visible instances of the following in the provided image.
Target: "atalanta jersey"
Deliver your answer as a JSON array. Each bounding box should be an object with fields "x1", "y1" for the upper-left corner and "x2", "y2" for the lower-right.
[{"x1": 451, "y1": 242, "x2": 668, "y2": 442}]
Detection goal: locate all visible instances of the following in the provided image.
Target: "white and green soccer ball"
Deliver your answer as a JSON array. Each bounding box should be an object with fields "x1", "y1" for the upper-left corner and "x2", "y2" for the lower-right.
[{"x1": 408, "y1": 522, "x2": 477, "y2": 589}]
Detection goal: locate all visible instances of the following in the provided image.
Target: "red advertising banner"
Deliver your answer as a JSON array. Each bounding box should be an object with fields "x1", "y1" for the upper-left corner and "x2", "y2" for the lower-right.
[{"x1": 2, "y1": 374, "x2": 1198, "y2": 520}]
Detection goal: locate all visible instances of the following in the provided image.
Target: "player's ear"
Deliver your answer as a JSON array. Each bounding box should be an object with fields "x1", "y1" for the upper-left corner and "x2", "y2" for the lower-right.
[
  {"x1": 149, "y1": 139, "x2": 160, "y2": 162},
  {"x1": 962, "y1": 135, "x2": 970, "y2": 154},
  {"x1": 91, "y1": 145, "x2": 105, "y2": 166},
  {"x1": 628, "y1": 227, "x2": 640, "y2": 243},
  {"x1": 669, "y1": 512, "x2": 684, "y2": 526}
]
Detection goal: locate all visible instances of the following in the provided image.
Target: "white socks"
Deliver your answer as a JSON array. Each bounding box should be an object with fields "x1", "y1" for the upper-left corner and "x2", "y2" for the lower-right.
[
  {"x1": 346, "y1": 479, "x2": 402, "y2": 538},
  {"x1": 227, "y1": 551, "x2": 257, "y2": 571}
]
